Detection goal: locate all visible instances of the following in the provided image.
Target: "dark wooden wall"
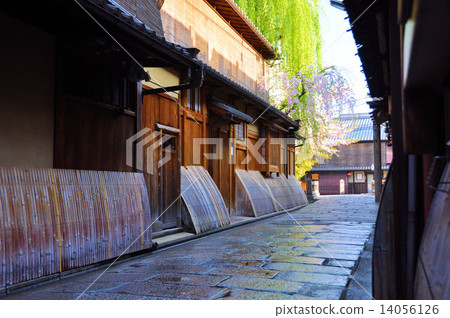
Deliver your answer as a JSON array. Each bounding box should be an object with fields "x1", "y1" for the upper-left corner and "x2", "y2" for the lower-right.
[
  {"x1": 181, "y1": 88, "x2": 207, "y2": 167},
  {"x1": 315, "y1": 142, "x2": 388, "y2": 168},
  {"x1": 54, "y1": 39, "x2": 137, "y2": 173},
  {"x1": 54, "y1": 96, "x2": 136, "y2": 172},
  {"x1": 318, "y1": 173, "x2": 348, "y2": 195}
]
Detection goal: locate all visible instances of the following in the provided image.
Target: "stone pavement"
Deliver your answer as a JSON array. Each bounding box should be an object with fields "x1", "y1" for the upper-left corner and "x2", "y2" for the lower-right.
[{"x1": 2, "y1": 195, "x2": 378, "y2": 300}]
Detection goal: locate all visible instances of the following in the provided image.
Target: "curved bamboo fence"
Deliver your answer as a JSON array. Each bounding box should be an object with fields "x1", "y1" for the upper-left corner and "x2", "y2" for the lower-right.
[
  {"x1": 180, "y1": 166, "x2": 231, "y2": 234},
  {"x1": 0, "y1": 167, "x2": 151, "y2": 289},
  {"x1": 234, "y1": 169, "x2": 308, "y2": 217}
]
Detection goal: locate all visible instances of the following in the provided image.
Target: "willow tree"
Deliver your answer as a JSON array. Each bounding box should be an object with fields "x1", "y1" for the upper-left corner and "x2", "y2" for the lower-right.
[
  {"x1": 234, "y1": 0, "x2": 322, "y2": 73},
  {"x1": 257, "y1": 65, "x2": 357, "y2": 178},
  {"x1": 236, "y1": 0, "x2": 356, "y2": 178}
]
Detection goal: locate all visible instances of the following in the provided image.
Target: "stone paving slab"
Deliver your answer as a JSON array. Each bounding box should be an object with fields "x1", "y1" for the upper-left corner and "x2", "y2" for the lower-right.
[
  {"x1": 299, "y1": 284, "x2": 347, "y2": 300},
  {"x1": 218, "y1": 276, "x2": 304, "y2": 293},
  {"x1": 13, "y1": 292, "x2": 82, "y2": 300},
  {"x1": 276, "y1": 271, "x2": 349, "y2": 287},
  {"x1": 2, "y1": 195, "x2": 377, "y2": 300},
  {"x1": 79, "y1": 293, "x2": 159, "y2": 300},
  {"x1": 147, "y1": 273, "x2": 229, "y2": 287},
  {"x1": 309, "y1": 243, "x2": 365, "y2": 252},
  {"x1": 302, "y1": 251, "x2": 361, "y2": 261},
  {"x1": 292, "y1": 246, "x2": 362, "y2": 255},
  {"x1": 263, "y1": 262, "x2": 351, "y2": 276},
  {"x1": 221, "y1": 289, "x2": 316, "y2": 300},
  {"x1": 210, "y1": 266, "x2": 279, "y2": 278},
  {"x1": 36, "y1": 281, "x2": 125, "y2": 294},
  {"x1": 268, "y1": 255, "x2": 326, "y2": 265},
  {"x1": 303, "y1": 238, "x2": 366, "y2": 245},
  {"x1": 69, "y1": 272, "x2": 159, "y2": 284},
  {"x1": 110, "y1": 282, "x2": 230, "y2": 299},
  {"x1": 326, "y1": 259, "x2": 357, "y2": 268},
  {"x1": 205, "y1": 259, "x2": 266, "y2": 268},
  {"x1": 120, "y1": 264, "x2": 215, "y2": 275}
]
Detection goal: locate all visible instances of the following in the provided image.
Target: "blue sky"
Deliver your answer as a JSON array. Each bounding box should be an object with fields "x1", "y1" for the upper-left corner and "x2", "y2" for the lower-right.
[{"x1": 319, "y1": 0, "x2": 371, "y2": 114}]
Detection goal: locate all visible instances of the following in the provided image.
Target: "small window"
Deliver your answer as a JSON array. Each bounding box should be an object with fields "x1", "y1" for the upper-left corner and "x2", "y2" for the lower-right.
[
  {"x1": 187, "y1": 88, "x2": 201, "y2": 112},
  {"x1": 161, "y1": 134, "x2": 176, "y2": 151},
  {"x1": 235, "y1": 123, "x2": 245, "y2": 141},
  {"x1": 356, "y1": 173, "x2": 363, "y2": 180}
]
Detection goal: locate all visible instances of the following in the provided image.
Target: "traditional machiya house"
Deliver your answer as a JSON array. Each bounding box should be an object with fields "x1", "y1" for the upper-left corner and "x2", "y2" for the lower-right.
[
  {"x1": 344, "y1": 0, "x2": 450, "y2": 299},
  {"x1": 154, "y1": 0, "x2": 306, "y2": 234},
  {"x1": 308, "y1": 113, "x2": 392, "y2": 195},
  {"x1": 0, "y1": 0, "x2": 306, "y2": 291},
  {"x1": 0, "y1": 0, "x2": 193, "y2": 290}
]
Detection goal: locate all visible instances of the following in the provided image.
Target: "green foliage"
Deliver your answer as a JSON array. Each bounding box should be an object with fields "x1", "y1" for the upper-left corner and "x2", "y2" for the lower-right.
[
  {"x1": 235, "y1": 0, "x2": 357, "y2": 180},
  {"x1": 234, "y1": 0, "x2": 322, "y2": 73}
]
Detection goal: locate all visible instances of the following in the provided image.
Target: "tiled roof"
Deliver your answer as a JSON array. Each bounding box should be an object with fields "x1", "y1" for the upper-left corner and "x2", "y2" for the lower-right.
[
  {"x1": 88, "y1": 0, "x2": 200, "y2": 63},
  {"x1": 205, "y1": 0, "x2": 276, "y2": 59},
  {"x1": 88, "y1": 0, "x2": 298, "y2": 130},
  {"x1": 113, "y1": 0, "x2": 165, "y2": 37},
  {"x1": 338, "y1": 113, "x2": 388, "y2": 141}
]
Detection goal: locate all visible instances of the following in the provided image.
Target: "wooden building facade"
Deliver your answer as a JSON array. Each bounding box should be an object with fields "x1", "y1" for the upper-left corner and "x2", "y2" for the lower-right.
[
  {"x1": 308, "y1": 113, "x2": 392, "y2": 195},
  {"x1": 151, "y1": 0, "x2": 304, "y2": 229},
  {"x1": 0, "y1": 0, "x2": 306, "y2": 290}
]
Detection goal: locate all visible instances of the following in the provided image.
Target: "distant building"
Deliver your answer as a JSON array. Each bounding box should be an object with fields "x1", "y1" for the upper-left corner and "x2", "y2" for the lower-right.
[{"x1": 307, "y1": 113, "x2": 392, "y2": 195}]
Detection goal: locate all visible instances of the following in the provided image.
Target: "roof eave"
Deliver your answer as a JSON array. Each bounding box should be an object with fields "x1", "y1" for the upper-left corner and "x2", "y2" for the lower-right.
[
  {"x1": 204, "y1": 65, "x2": 299, "y2": 130},
  {"x1": 205, "y1": 0, "x2": 276, "y2": 60}
]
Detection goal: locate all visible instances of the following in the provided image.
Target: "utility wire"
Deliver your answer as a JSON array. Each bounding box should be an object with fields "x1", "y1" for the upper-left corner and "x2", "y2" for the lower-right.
[{"x1": 73, "y1": 0, "x2": 200, "y2": 124}]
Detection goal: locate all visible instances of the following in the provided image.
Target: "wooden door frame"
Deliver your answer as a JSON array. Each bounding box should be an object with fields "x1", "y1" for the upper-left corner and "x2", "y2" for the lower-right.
[{"x1": 156, "y1": 124, "x2": 181, "y2": 229}]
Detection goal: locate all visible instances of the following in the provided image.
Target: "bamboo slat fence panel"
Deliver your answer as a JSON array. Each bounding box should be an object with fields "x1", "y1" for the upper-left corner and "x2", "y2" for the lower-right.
[
  {"x1": 0, "y1": 167, "x2": 151, "y2": 289},
  {"x1": 181, "y1": 166, "x2": 231, "y2": 234},
  {"x1": 235, "y1": 170, "x2": 308, "y2": 217}
]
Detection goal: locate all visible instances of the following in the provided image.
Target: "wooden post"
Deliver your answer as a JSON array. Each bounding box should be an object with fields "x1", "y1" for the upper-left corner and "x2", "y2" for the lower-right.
[
  {"x1": 202, "y1": 89, "x2": 207, "y2": 170},
  {"x1": 389, "y1": 0, "x2": 409, "y2": 299},
  {"x1": 373, "y1": 122, "x2": 382, "y2": 202},
  {"x1": 265, "y1": 126, "x2": 271, "y2": 176},
  {"x1": 181, "y1": 92, "x2": 186, "y2": 167}
]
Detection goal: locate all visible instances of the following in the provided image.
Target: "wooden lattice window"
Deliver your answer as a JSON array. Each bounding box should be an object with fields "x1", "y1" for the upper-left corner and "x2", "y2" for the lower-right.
[{"x1": 235, "y1": 123, "x2": 245, "y2": 141}]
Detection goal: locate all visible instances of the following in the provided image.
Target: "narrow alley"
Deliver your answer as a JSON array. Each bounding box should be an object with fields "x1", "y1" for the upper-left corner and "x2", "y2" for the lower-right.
[{"x1": 3, "y1": 195, "x2": 378, "y2": 300}]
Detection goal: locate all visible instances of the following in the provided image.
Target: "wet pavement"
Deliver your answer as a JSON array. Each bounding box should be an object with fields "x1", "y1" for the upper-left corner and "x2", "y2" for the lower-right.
[{"x1": 2, "y1": 195, "x2": 378, "y2": 300}]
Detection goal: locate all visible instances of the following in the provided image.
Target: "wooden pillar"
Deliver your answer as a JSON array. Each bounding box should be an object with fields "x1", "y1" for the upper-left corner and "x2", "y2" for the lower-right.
[
  {"x1": 373, "y1": 122, "x2": 382, "y2": 202},
  {"x1": 389, "y1": 0, "x2": 409, "y2": 299},
  {"x1": 265, "y1": 126, "x2": 271, "y2": 176},
  {"x1": 181, "y1": 92, "x2": 186, "y2": 167},
  {"x1": 202, "y1": 89, "x2": 207, "y2": 169},
  {"x1": 245, "y1": 124, "x2": 248, "y2": 171}
]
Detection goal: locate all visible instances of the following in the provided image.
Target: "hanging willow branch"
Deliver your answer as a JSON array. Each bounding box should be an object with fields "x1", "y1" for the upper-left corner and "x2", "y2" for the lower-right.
[{"x1": 234, "y1": 0, "x2": 322, "y2": 73}]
